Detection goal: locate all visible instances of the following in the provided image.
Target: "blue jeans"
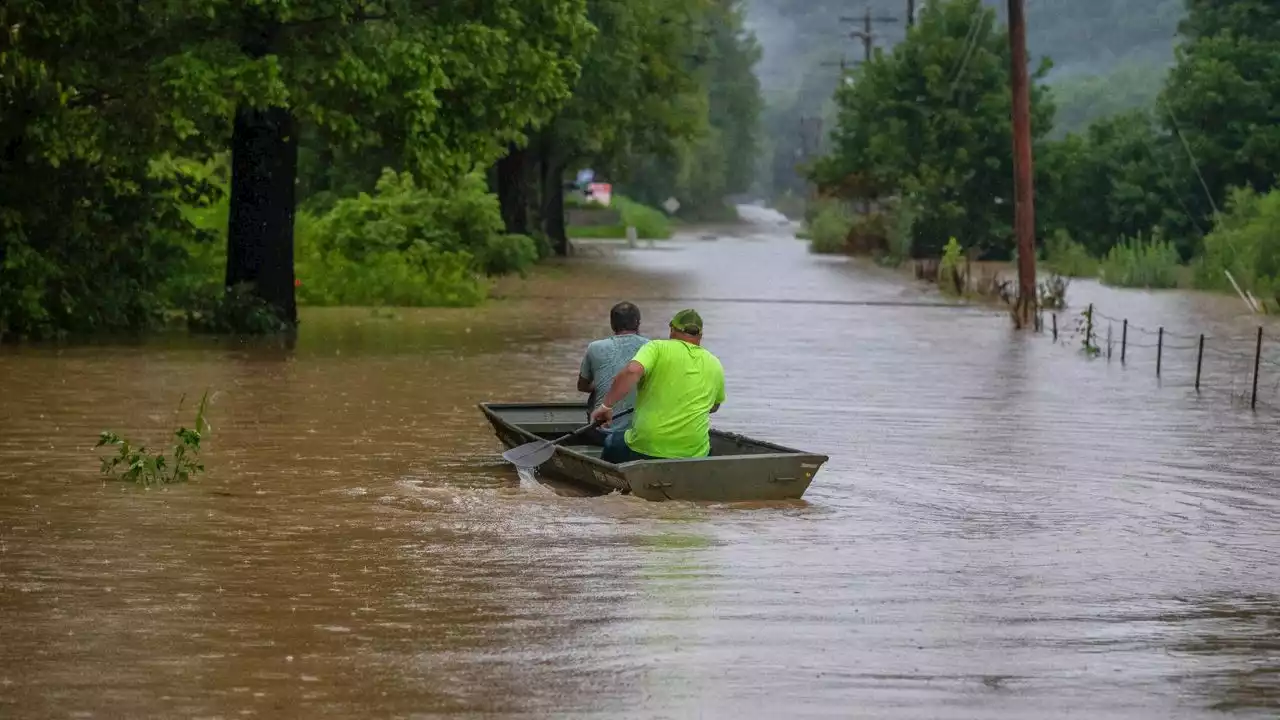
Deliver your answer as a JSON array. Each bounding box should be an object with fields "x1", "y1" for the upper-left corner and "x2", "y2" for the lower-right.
[{"x1": 602, "y1": 430, "x2": 658, "y2": 464}]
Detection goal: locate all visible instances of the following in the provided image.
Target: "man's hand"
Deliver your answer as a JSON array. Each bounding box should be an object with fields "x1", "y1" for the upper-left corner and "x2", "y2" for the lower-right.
[{"x1": 590, "y1": 404, "x2": 614, "y2": 428}]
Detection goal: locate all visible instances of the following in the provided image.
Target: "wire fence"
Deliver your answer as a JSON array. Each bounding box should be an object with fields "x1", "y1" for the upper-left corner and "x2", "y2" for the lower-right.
[{"x1": 1042, "y1": 304, "x2": 1280, "y2": 413}]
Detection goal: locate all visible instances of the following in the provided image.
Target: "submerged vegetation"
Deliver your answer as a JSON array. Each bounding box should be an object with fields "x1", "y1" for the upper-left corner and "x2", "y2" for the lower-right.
[{"x1": 97, "y1": 391, "x2": 211, "y2": 486}]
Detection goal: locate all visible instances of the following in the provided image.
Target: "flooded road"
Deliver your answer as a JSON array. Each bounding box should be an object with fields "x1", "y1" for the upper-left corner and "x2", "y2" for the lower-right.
[{"x1": 3, "y1": 208, "x2": 1280, "y2": 718}]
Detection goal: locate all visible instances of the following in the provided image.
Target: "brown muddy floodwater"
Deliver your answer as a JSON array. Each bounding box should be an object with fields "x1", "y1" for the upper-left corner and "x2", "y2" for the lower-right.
[{"x1": 3, "y1": 207, "x2": 1280, "y2": 719}]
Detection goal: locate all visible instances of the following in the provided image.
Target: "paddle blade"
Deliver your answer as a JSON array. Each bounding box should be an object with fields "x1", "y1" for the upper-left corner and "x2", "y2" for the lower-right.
[{"x1": 502, "y1": 440, "x2": 556, "y2": 469}]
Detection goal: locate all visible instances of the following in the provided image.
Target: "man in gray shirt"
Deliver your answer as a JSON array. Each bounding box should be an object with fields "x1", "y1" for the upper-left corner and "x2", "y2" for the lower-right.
[{"x1": 578, "y1": 301, "x2": 649, "y2": 443}]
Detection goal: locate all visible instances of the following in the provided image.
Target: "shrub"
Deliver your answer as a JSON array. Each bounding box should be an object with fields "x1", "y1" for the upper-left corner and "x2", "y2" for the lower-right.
[
  {"x1": 291, "y1": 169, "x2": 513, "y2": 307},
  {"x1": 881, "y1": 196, "x2": 919, "y2": 266},
  {"x1": 1099, "y1": 232, "x2": 1181, "y2": 289},
  {"x1": 296, "y1": 216, "x2": 487, "y2": 308},
  {"x1": 1042, "y1": 229, "x2": 1098, "y2": 278},
  {"x1": 481, "y1": 234, "x2": 540, "y2": 276},
  {"x1": 806, "y1": 199, "x2": 855, "y2": 254},
  {"x1": 939, "y1": 237, "x2": 965, "y2": 294},
  {"x1": 1193, "y1": 186, "x2": 1280, "y2": 301},
  {"x1": 186, "y1": 283, "x2": 292, "y2": 334}
]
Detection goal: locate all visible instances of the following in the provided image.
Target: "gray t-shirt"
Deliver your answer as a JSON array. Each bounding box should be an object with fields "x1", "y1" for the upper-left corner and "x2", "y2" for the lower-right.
[{"x1": 579, "y1": 333, "x2": 649, "y2": 431}]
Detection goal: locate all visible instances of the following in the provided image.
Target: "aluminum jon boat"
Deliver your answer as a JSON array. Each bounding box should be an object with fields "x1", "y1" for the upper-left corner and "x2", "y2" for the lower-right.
[{"x1": 479, "y1": 402, "x2": 828, "y2": 502}]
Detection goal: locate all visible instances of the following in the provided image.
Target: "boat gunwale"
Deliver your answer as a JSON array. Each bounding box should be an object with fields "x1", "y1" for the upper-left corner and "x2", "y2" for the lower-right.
[{"x1": 478, "y1": 401, "x2": 830, "y2": 469}]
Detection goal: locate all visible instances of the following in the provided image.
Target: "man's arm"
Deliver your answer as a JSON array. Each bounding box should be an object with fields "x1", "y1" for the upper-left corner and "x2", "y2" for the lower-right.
[
  {"x1": 577, "y1": 350, "x2": 594, "y2": 394},
  {"x1": 600, "y1": 361, "x2": 645, "y2": 409},
  {"x1": 710, "y1": 365, "x2": 725, "y2": 414}
]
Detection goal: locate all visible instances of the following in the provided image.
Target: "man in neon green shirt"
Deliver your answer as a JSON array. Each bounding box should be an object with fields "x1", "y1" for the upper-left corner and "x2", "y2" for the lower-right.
[{"x1": 591, "y1": 309, "x2": 725, "y2": 463}]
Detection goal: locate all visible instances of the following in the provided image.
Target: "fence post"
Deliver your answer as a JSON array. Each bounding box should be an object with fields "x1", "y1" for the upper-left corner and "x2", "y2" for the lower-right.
[
  {"x1": 1086, "y1": 304, "x2": 1094, "y2": 350},
  {"x1": 1195, "y1": 334, "x2": 1205, "y2": 391},
  {"x1": 1156, "y1": 327, "x2": 1164, "y2": 377},
  {"x1": 1252, "y1": 326, "x2": 1263, "y2": 410},
  {"x1": 1052, "y1": 313, "x2": 1057, "y2": 342},
  {"x1": 1121, "y1": 319, "x2": 1128, "y2": 364},
  {"x1": 1107, "y1": 324, "x2": 1113, "y2": 360}
]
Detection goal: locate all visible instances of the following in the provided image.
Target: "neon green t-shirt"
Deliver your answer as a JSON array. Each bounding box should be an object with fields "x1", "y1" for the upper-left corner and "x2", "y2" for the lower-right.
[{"x1": 624, "y1": 339, "x2": 726, "y2": 458}]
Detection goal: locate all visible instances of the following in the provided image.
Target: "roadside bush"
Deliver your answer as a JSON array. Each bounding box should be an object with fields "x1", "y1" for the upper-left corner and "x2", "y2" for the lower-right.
[
  {"x1": 880, "y1": 196, "x2": 919, "y2": 266},
  {"x1": 1193, "y1": 186, "x2": 1280, "y2": 301},
  {"x1": 939, "y1": 237, "x2": 965, "y2": 294},
  {"x1": 295, "y1": 206, "x2": 487, "y2": 308},
  {"x1": 805, "y1": 199, "x2": 855, "y2": 254},
  {"x1": 1099, "y1": 232, "x2": 1181, "y2": 289},
  {"x1": 291, "y1": 168, "x2": 521, "y2": 307},
  {"x1": 1042, "y1": 229, "x2": 1098, "y2": 278}
]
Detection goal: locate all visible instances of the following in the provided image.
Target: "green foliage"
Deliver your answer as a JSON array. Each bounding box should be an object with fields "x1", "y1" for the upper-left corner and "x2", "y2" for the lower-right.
[
  {"x1": 813, "y1": 0, "x2": 1056, "y2": 259},
  {"x1": 567, "y1": 196, "x2": 674, "y2": 240},
  {"x1": 1079, "y1": 304, "x2": 1100, "y2": 357},
  {"x1": 1, "y1": 0, "x2": 596, "y2": 339},
  {"x1": 97, "y1": 391, "x2": 211, "y2": 487},
  {"x1": 1194, "y1": 187, "x2": 1280, "y2": 300},
  {"x1": 1099, "y1": 234, "x2": 1182, "y2": 289},
  {"x1": 187, "y1": 283, "x2": 293, "y2": 335},
  {"x1": 754, "y1": 0, "x2": 1182, "y2": 201},
  {"x1": 939, "y1": 237, "x2": 965, "y2": 295},
  {"x1": 619, "y1": 0, "x2": 763, "y2": 221},
  {"x1": 294, "y1": 170, "x2": 503, "y2": 307},
  {"x1": 1159, "y1": 0, "x2": 1280, "y2": 224},
  {"x1": 1049, "y1": 60, "x2": 1169, "y2": 136},
  {"x1": 805, "y1": 199, "x2": 854, "y2": 254},
  {"x1": 882, "y1": 197, "x2": 920, "y2": 267},
  {"x1": 1042, "y1": 230, "x2": 1099, "y2": 278}
]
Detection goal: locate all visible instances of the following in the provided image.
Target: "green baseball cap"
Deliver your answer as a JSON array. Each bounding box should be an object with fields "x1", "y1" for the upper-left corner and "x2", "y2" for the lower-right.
[{"x1": 669, "y1": 308, "x2": 703, "y2": 335}]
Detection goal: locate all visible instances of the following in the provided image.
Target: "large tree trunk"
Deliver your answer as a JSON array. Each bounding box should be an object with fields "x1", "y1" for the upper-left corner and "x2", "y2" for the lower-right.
[
  {"x1": 226, "y1": 105, "x2": 298, "y2": 326},
  {"x1": 496, "y1": 142, "x2": 530, "y2": 236},
  {"x1": 543, "y1": 167, "x2": 568, "y2": 256},
  {"x1": 537, "y1": 135, "x2": 569, "y2": 257}
]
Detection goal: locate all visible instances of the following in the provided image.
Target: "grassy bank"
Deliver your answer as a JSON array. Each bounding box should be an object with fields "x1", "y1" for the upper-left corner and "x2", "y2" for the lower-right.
[{"x1": 566, "y1": 195, "x2": 674, "y2": 240}]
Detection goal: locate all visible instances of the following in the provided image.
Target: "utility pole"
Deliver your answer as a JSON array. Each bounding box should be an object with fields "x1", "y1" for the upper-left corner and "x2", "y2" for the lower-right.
[
  {"x1": 1007, "y1": 0, "x2": 1037, "y2": 328},
  {"x1": 906, "y1": 0, "x2": 916, "y2": 28},
  {"x1": 840, "y1": 7, "x2": 899, "y2": 63}
]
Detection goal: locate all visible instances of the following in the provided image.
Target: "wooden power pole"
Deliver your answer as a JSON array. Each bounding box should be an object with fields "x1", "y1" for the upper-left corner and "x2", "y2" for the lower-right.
[
  {"x1": 1007, "y1": 0, "x2": 1037, "y2": 328},
  {"x1": 841, "y1": 7, "x2": 899, "y2": 63}
]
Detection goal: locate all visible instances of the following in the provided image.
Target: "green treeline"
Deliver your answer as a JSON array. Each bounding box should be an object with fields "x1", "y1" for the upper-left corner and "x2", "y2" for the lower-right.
[
  {"x1": 807, "y1": 0, "x2": 1280, "y2": 303},
  {"x1": 0, "y1": 0, "x2": 762, "y2": 339},
  {"x1": 751, "y1": 0, "x2": 1185, "y2": 207}
]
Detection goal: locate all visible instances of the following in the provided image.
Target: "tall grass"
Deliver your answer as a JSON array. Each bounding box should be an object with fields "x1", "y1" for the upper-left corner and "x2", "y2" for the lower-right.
[
  {"x1": 1193, "y1": 186, "x2": 1280, "y2": 302},
  {"x1": 880, "y1": 197, "x2": 919, "y2": 266},
  {"x1": 567, "y1": 195, "x2": 673, "y2": 240},
  {"x1": 1042, "y1": 229, "x2": 1098, "y2": 278},
  {"x1": 804, "y1": 198, "x2": 855, "y2": 254},
  {"x1": 1099, "y1": 234, "x2": 1181, "y2": 289}
]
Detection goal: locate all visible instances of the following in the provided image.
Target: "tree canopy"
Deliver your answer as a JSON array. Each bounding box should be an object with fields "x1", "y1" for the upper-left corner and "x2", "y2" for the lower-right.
[{"x1": 812, "y1": 0, "x2": 1054, "y2": 258}]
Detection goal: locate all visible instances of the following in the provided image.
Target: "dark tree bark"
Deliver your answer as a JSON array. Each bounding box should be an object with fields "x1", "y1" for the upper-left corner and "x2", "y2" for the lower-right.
[
  {"x1": 537, "y1": 134, "x2": 569, "y2": 257},
  {"x1": 542, "y1": 163, "x2": 568, "y2": 256},
  {"x1": 226, "y1": 105, "x2": 299, "y2": 325},
  {"x1": 496, "y1": 142, "x2": 530, "y2": 236}
]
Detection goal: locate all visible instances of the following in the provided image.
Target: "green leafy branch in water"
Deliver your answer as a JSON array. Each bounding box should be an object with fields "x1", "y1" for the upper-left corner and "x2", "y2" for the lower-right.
[
  {"x1": 1078, "y1": 304, "x2": 1100, "y2": 357},
  {"x1": 96, "y1": 391, "x2": 212, "y2": 486}
]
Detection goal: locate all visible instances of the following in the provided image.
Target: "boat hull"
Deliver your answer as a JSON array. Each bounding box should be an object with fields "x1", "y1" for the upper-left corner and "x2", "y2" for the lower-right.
[{"x1": 479, "y1": 402, "x2": 828, "y2": 502}]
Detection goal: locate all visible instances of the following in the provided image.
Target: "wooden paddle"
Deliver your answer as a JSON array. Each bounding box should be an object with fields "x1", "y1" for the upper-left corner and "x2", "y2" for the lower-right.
[{"x1": 502, "y1": 408, "x2": 635, "y2": 469}]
